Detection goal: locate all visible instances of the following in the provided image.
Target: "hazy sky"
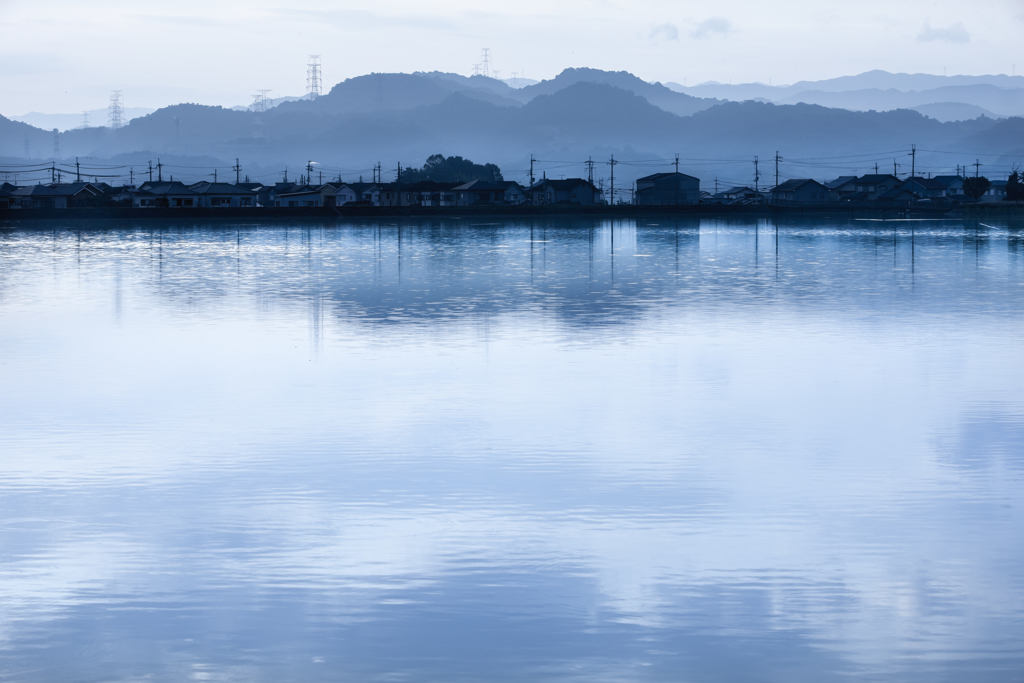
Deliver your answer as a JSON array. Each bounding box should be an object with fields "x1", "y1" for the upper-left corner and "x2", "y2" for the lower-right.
[{"x1": 2, "y1": 0, "x2": 1022, "y2": 115}]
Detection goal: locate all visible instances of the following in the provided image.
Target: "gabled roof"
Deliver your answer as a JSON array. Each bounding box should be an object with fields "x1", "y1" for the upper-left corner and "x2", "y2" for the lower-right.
[
  {"x1": 903, "y1": 177, "x2": 946, "y2": 191},
  {"x1": 453, "y1": 180, "x2": 521, "y2": 191},
  {"x1": 636, "y1": 172, "x2": 700, "y2": 182},
  {"x1": 529, "y1": 178, "x2": 598, "y2": 191},
  {"x1": 720, "y1": 186, "x2": 757, "y2": 195},
  {"x1": 877, "y1": 186, "x2": 920, "y2": 200},
  {"x1": 856, "y1": 174, "x2": 899, "y2": 183},
  {"x1": 932, "y1": 175, "x2": 964, "y2": 186},
  {"x1": 139, "y1": 181, "x2": 195, "y2": 195},
  {"x1": 189, "y1": 182, "x2": 256, "y2": 195},
  {"x1": 11, "y1": 182, "x2": 103, "y2": 197},
  {"x1": 824, "y1": 176, "x2": 857, "y2": 189},
  {"x1": 772, "y1": 179, "x2": 827, "y2": 192},
  {"x1": 336, "y1": 182, "x2": 379, "y2": 193}
]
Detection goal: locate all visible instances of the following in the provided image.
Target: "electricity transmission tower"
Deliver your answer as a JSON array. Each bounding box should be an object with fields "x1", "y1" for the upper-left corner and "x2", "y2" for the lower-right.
[
  {"x1": 307, "y1": 55, "x2": 322, "y2": 99},
  {"x1": 481, "y1": 48, "x2": 491, "y2": 78},
  {"x1": 108, "y1": 91, "x2": 125, "y2": 129},
  {"x1": 251, "y1": 90, "x2": 272, "y2": 113},
  {"x1": 81, "y1": 111, "x2": 90, "y2": 128}
]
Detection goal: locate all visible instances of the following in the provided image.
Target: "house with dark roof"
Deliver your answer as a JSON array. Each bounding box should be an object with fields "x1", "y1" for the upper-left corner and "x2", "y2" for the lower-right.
[
  {"x1": 981, "y1": 179, "x2": 1007, "y2": 203},
  {"x1": 0, "y1": 182, "x2": 18, "y2": 209},
  {"x1": 8, "y1": 182, "x2": 106, "y2": 209},
  {"x1": 634, "y1": 172, "x2": 700, "y2": 205},
  {"x1": 528, "y1": 179, "x2": 602, "y2": 206},
  {"x1": 933, "y1": 175, "x2": 965, "y2": 200},
  {"x1": 900, "y1": 177, "x2": 948, "y2": 199},
  {"x1": 137, "y1": 181, "x2": 199, "y2": 207},
  {"x1": 850, "y1": 174, "x2": 901, "y2": 201},
  {"x1": 770, "y1": 179, "x2": 831, "y2": 204},
  {"x1": 712, "y1": 186, "x2": 767, "y2": 204},
  {"x1": 454, "y1": 181, "x2": 526, "y2": 206},
  {"x1": 188, "y1": 182, "x2": 257, "y2": 207}
]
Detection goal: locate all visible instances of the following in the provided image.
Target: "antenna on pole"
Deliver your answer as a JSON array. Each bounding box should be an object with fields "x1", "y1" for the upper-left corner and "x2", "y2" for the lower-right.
[
  {"x1": 307, "y1": 55, "x2": 322, "y2": 99},
  {"x1": 108, "y1": 91, "x2": 124, "y2": 129}
]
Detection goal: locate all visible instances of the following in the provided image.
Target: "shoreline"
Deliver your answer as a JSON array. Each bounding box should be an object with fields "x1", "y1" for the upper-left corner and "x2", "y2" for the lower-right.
[{"x1": 2, "y1": 203, "x2": 1022, "y2": 224}]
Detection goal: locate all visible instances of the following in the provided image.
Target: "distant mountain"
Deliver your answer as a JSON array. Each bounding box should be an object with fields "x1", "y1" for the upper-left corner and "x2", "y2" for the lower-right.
[
  {"x1": 519, "y1": 68, "x2": 717, "y2": 116},
  {"x1": 10, "y1": 107, "x2": 154, "y2": 132},
  {"x1": 778, "y1": 84, "x2": 1024, "y2": 117},
  {"x1": 910, "y1": 103, "x2": 1003, "y2": 123}
]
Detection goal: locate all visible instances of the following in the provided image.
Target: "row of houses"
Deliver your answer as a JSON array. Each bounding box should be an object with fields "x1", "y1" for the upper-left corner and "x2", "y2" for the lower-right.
[
  {"x1": 713, "y1": 174, "x2": 1009, "y2": 206},
  {"x1": 0, "y1": 171, "x2": 1012, "y2": 210},
  {"x1": 0, "y1": 177, "x2": 611, "y2": 210}
]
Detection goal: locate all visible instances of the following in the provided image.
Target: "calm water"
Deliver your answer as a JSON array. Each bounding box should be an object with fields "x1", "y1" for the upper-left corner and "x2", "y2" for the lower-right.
[{"x1": 1, "y1": 218, "x2": 1023, "y2": 682}]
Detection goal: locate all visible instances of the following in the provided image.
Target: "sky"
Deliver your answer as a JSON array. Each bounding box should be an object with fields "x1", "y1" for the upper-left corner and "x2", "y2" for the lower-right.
[{"x1": 2, "y1": 0, "x2": 1022, "y2": 115}]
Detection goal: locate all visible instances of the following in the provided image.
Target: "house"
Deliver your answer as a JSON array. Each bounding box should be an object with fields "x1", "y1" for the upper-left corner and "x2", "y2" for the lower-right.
[
  {"x1": 933, "y1": 175, "x2": 965, "y2": 200},
  {"x1": 980, "y1": 179, "x2": 1007, "y2": 203},
  {"x1": 453, "y1": 180, "x2": 526, "y2": 206},
  {"x1": 188, "y1": 182, "x2": 256, "y2": 207},
  {"x1": 0, "y1": 182, "x2": 18, "y2": 209},
  {"x1": 770, "y1": 179, "x2": 831, "y2": 204},
  {"x1": 527, "y1": 179, "x2": 602, "y2": 205},
  {"x1": 850, "y1": 174, "x2": 901, "y2": 201},
  {"x1": 876, "y1": 186, "x2": 921, "y2": 205},
  {"x1": 8, "y1": 182, "x2": 106, "y2": 209},
  {"x1": 634, "y1": 172, "x2": 700, "y2": 205},
  {"x1": 236, "y1": 182, "x2": 270, "y2": 207},
  {"x1": 333, "y1": 182, "x2": 377, "y2": 206},
  {"x1": 824, "y1": 176, "x2": 858, "y2": 200},
  {"x1": 137, "y1": 181, "x2": 199, "y2": 208},
  {"x1": 714, "y1": 186, "x2": 767, "y2": 204},
  {"x1": 900, "y1": 177, "x2": 948, "y2": 199}
]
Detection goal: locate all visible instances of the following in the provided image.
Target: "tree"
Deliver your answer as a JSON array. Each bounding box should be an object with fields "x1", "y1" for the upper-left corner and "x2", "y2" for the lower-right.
[
  {"x1": 1007, "y1": 170, "x2": 1024, "y2": 201},
  {"x1": 400, "y1": 154, "x2": 503, "y2": 184},
  {"x1": 962, "y1": 176, "x2": 992, "y2": 202}
]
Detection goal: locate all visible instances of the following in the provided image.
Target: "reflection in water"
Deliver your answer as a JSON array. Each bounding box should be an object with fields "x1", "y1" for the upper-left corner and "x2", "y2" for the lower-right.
[{"x1": 1, "y1": 218, "x2": 1022, "y2": 682}]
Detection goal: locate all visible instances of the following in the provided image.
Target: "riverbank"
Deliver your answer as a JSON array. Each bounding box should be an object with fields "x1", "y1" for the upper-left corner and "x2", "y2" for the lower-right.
[{"x1": 2, "y1": 202, "x2": 1021, "y2": 224}]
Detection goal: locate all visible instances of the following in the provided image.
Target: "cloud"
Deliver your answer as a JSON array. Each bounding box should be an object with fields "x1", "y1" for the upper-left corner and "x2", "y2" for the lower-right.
[
  {"x1": 917, "y1": 21, "x2": 970, "y2": 43},
  {"x1": 691, "y1": 17, "x2": 733, "y2": 39},
  {"x1": 649, "y1": 23, "x2": 678, "y2": 43}
]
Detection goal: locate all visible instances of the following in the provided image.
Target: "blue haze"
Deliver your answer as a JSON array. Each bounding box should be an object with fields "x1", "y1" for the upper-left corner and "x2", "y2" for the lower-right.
[{"x1": 1, "y1": 219, "x2": 1023, "y2": 682}]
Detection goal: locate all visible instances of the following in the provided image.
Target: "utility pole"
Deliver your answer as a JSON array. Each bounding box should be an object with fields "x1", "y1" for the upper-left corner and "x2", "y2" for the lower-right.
[
  {"x1": 609, "y1": 155, "x2": 618, "y2": 205},
  {"x1": 233, "y1": 158, "x2": 241, "y2": 184},
  {"x1": 397, "y1": 163, "x2": 402, "y2": 206},
  {"x1": 306, "y1": 160, "x2": 314, "y2": 184},
  {"x1": 148, "y1": 161, "x2": 153, "y2": 182},
  {"x1": 129, "y1": 168, "x2": 134, "y2": 185},
  {"x1": 909, "y1": 144, "x2": 916, "y2": 179},
  {"x1": 674, "y1": 153, "x2": 680, "y2": 173},
  {"x1": 76, "y1": 157, "x2": 81, "y2": 182},
  {"x1": 973, "y1": 159, "x2": 982, "y2": 177},
  {"x1": 586, "y1": 156, "x2": 594, "y2": 184},
  {"x1": 50, "y1": 162, "x2": 55, "y2": 183},
  {"x1": 530, "y1": 155, "x2": 535, "y2": 185},
  {"x1": 753, "y1": 156, "x2": 760, "y2": 193},
  {"x1": 893, "y1": 159, "x2": 900, "y2": 177},
  {"x1": 212, "y1": 169, "x2": 217, "y2": 182},
  {"x1": 157, "y1": 159, "x2": 163, "y2": 182},
  {"x1": 774, "y1": 151, "x2": 783, "y2": 189},
  {"x1": 874, "y1": 163, "x2": 879, "y2": 175}
]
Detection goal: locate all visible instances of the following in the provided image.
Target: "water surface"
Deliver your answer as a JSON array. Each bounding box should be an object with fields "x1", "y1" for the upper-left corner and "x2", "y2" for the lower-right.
[{"x1": 1, "y1": 218, "x2": 1023, "y2": 682}]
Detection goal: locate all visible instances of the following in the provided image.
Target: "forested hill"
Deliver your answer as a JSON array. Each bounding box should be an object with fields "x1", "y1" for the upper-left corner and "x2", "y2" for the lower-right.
[{"x1": 1, "y1": 69, "x2": 1019, "y2": 186}]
